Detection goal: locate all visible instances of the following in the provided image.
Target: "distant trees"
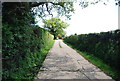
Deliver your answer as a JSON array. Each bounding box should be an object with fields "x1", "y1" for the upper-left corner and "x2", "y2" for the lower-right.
[{"x1": 43, "y1": 18, "x2": 69, "y2": 39}]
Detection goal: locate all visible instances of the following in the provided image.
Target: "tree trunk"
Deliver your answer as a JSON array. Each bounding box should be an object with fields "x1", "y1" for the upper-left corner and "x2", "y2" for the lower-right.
[{"x1": 54, "y1": 35, "x2": 57, "y2": 40}]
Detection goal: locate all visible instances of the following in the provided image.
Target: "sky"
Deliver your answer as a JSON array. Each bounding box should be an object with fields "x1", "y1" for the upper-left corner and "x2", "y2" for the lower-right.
[
  {"x1": 64, "y1": 0, "x2": 118, "y2": 36},
  {"x1": 37, "y1": 0, "x2": 118, "y2": 36}
]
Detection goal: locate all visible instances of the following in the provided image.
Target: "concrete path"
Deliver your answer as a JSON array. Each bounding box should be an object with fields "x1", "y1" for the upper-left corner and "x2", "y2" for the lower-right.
[{"x1": 35, "y1": 40, "x2": 114, "y2": 80}]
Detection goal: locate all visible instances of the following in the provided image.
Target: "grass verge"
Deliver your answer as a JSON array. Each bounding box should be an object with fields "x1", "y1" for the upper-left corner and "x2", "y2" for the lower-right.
[
  {"x1": 63, "y1": 40, "x2": 120, "y2": 81},
  {"x1": 40, "y1": 40, "x2": 55, "y2": 66},
  {"x1": 33, "y1": 40, "x2": 55, "y2": 80}
]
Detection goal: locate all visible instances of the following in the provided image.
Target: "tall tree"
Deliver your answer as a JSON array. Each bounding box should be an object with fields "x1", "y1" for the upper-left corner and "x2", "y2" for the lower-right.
[{"x1": 43, "y1": 18, "x2": 69, "y2": 39}]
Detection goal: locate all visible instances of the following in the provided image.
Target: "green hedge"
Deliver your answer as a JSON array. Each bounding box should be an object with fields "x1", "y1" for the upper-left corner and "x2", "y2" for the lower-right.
[
  {"x1": 2, "y1": 24, "x2": 54, "y2": 80},
  {"x1": 64, "y1": 30, "x2": 120, "y2": 71}
]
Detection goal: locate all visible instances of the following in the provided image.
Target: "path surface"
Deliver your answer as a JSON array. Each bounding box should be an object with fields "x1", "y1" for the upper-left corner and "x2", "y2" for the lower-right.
[{"x1": 35, "y1": 40, "x2": 113, "y2": 80}]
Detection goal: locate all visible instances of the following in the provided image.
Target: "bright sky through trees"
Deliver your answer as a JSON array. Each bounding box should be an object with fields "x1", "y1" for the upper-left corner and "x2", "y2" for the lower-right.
[
  {"x1": 65, "y1": 0, "x2": 118, "y2": 36},
  {"x1": 36, "y1": 0, "x2": 118, "y2": 36}
]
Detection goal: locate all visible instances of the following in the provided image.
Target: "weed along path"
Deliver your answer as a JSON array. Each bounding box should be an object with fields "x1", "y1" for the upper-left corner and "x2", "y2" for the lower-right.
[{"x1": 35, "y1": 40, "x2": 113, "y2": 80}]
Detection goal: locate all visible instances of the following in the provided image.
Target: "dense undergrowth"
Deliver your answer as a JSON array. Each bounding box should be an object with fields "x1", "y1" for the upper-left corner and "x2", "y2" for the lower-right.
[
  {"x1": 64, "y1": 30, "x2": 120, "y2": 81},
  {"x1": 2, "y1": 2, "x2": 55, "y2": 80},
  {"x1": 2, "y1": 24, "x2": 54, "y2": 80}
]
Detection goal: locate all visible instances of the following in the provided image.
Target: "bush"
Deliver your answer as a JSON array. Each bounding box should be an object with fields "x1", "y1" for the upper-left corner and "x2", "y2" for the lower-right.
[
  {"x1": 2, "y1": 24, "x2": 54, "y2": 80},
  {"x1": 64, "y1": 30, "x2": 120, "y2": 71}
]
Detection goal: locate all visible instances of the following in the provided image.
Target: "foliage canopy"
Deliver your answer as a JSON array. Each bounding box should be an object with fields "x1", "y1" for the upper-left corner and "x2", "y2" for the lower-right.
[{"x1": 43, "y1": 18, "x2": 69, "y2": 39}]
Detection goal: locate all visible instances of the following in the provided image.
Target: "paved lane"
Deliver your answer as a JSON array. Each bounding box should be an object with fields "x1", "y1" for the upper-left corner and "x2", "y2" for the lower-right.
[{"x1": 35, "y1": 40, "x2": 114, "y2": 80}]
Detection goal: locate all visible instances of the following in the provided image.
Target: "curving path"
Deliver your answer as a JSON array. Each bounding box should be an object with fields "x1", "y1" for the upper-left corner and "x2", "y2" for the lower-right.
[{"x1": 35, "y1": 40, "x2": 114, "y2": 81}]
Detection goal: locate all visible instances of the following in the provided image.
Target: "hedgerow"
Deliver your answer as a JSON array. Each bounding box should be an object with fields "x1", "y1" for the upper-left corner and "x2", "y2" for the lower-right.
[
  {"x1": 2, "y1": 2, "x2": 54, "y2": 80},
  {"x1": 2, "y1": 24, "x2": 54, "y2": 80},
  {"x1": 64, "y1": 30, "x2": 120, "y2": 71}
]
